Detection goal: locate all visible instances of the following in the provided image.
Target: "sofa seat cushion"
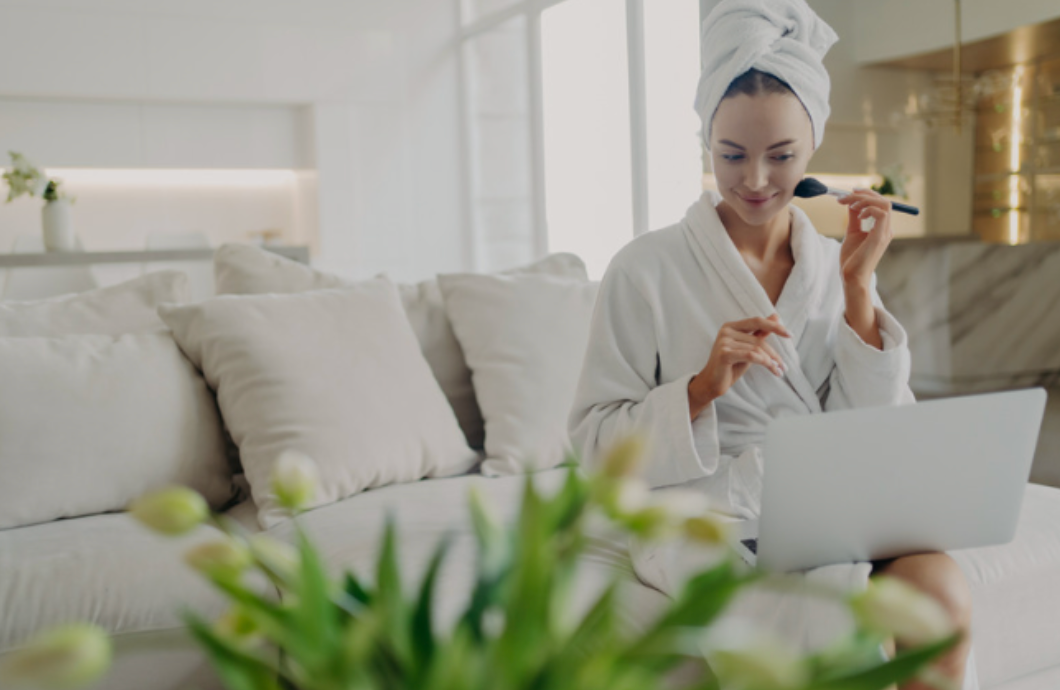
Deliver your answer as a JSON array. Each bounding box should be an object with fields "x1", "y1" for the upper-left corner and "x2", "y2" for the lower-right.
[
  {"x1": 267, "y1": 469, "x2": 671, "y2": 634},
  {"x1": 0, "y1": 510, "x2": 266, "y2": 652},
  {"x1": 950, "y1": 483, "x2": 1060, "y2": 689}
]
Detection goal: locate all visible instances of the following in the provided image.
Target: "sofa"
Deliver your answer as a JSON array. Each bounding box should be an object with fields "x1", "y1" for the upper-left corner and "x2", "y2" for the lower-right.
[{"x1": 1, "y1": 244, "x2": 1058, "y2": 690}]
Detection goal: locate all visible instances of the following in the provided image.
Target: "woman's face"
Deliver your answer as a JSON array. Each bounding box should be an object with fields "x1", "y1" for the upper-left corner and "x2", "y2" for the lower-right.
[{"x1": 709, "y1": 92, "x2": 814, "y2": 227}]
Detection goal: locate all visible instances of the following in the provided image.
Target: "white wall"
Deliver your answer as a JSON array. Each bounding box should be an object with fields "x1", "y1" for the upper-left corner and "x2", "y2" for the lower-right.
[
  {"x1": 0, "y1": 0, "x2": 468, "y2": 283},
  {"x1": 852, "y1": 0, "x2": 1060, "y2": 65}
]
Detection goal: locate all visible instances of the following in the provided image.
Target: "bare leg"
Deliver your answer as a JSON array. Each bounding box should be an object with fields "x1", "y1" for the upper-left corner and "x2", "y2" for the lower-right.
[{"x1": 874, "y1": 553, "x2": 973, "y2": 690}]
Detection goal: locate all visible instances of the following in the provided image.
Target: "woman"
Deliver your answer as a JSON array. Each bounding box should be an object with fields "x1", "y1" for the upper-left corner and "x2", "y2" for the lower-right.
[{"x1": 567, "y1": 1, "x2": 973, "y2": 688}]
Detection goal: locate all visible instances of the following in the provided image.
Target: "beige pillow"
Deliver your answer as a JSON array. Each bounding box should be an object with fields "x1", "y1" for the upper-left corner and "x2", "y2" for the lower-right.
[
  {"x1": 438, "y1": 273, "x2": 599, "y2": 476},
  {"x1": 159, "y1": 278, "x2": 480, "y2": 528},
  {"x1": 0, "y1": 333, "x2": 233, "y2": 530},
  {"x1": 213, "y1": 243, "x2": 588, "y2": 449},
  {"x1": 0, "y1": 271, "x2": 190, "y2": 336}
]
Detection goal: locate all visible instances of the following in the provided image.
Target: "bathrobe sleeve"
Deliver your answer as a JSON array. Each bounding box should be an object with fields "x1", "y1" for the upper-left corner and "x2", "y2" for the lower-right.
[
  {"x1": 568, "y1": 265, "x2": 722, "y2": 489},
  {"x1": 822, "y1": 277, "x2": 916, "y2": 411}
]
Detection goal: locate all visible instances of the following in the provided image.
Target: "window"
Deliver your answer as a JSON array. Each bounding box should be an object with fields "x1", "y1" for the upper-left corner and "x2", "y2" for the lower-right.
[{"x1": 459, "y1": 0, "x2": 702, "y2": 278}]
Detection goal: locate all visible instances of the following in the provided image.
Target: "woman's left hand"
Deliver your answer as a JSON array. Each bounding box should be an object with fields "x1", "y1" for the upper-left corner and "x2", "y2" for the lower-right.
[{"x1": 838, "y1": 188, "x2": 894, "y2": 289}]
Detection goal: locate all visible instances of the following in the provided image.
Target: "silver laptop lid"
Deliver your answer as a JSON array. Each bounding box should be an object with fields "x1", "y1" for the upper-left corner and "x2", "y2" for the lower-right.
[{"x1": 756, "y1": 388, "x2": 1046, "y2": 572}]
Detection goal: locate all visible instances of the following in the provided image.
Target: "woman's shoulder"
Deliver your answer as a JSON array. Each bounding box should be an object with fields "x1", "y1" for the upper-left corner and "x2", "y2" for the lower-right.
[{"x1": 606, "y1": 221, "x2": 691, "y2": 280}]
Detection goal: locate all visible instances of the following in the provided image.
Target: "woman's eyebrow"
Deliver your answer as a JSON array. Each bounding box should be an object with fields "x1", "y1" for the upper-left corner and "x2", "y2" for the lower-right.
[{"x1": 717, "y1": 139, "x2": 797, "y2": 150}]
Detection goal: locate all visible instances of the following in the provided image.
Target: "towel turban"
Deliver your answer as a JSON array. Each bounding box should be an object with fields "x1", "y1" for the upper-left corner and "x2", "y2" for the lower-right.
[{"x1": 694, "y1": 0, "x2": 838, "y2": 151}]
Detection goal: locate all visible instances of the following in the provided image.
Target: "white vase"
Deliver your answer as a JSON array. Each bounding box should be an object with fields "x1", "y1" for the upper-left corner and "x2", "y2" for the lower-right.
[{"x1": 41, "y1": 199, "x2": 76, "y2": 252}]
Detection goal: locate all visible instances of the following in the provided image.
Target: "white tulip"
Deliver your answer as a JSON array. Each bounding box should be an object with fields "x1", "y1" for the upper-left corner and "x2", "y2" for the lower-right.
[
  {"x1": 185, "y1": 539, "x2": 252, "y2": 581},
  {"x1": 658, "y1": 489, "x2": 711, "y2": 520},
  {"x1": 613, "y1": 477, "x2": 651, "y2": 514},
  {"x1": 599, "y1": 436, "x2": 647, "y2": 478},
  {"x1": 701, "y1": 620, "x2": 807, "y2": 690},
  {"x1": 0, "y1": 624, "x2": 112, "y2": 689},
  {"x1": 850, "y1": 576, "x2": 955, "y2": 646},
  {"x1": 271, "y1": 450, "x2": 319, "y2": 512},
  {"x1": 128, "y1": 486, "x2": 208, "y2": 536}
]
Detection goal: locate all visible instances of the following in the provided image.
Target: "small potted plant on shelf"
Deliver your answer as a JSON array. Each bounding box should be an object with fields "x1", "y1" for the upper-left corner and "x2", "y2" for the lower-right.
[
  {"x1": 0, "y1": 441, "x2": 960, "y2": 690},
  {"x1": 2, "y1": 151, "x2": 77, "y2": 252}
]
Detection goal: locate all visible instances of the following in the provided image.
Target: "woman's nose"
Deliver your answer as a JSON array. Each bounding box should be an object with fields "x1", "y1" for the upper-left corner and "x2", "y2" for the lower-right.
[{"x1": 744, "y1": 162, "x2": 768, "y2": 191}]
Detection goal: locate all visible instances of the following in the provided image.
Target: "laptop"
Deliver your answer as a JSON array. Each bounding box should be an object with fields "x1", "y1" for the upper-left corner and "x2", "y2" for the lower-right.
[{"x1": 730, "y1": 388, "x2": 1047, "y2": 572}]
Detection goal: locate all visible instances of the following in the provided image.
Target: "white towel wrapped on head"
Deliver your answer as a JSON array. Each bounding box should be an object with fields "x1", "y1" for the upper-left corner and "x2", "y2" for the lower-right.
[{"x1": 694, "y1": 0, "x2": 838, "y2": 151}]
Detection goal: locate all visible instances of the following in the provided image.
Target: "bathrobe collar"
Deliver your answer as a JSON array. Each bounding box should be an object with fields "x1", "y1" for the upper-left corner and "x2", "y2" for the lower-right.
[{"x1": 682, "y1": 190, "x2": 825, "y2": 413}]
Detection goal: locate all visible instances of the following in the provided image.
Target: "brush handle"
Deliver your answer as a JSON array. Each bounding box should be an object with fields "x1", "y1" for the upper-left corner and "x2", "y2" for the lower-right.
[
  {"x1": 827, "y1": 189, "x2": 920, "y2": 216},
  {"x1": 889, "y1": 200, "x2": 920, "y2": 216}
]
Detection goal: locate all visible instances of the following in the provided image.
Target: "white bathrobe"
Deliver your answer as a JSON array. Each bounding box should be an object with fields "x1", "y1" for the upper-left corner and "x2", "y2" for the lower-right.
[
  {"x1": 568, "y1": 191, "x2": 985, "y2": 680},
  {"x1": 570, "y1": 190, "x2": 914, "y2": 509}
]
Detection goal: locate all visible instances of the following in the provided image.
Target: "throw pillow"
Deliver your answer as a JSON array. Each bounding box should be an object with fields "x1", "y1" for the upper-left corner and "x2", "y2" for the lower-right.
[
  {"x1": 0, "y1": 271, "x2": 190, "y2": 336},
  {"x1": 212, "y1": 243, "x2": 588, "y2": 449},
  {"x1": 0, "y1": 333, "x2": 232, "y2": 530},
  {"x1": 438, "y1": 273, "x2": 599, "y2": 476},
  {"x1": 158, "y1": 278, "x2": 480, "y2": 528}
]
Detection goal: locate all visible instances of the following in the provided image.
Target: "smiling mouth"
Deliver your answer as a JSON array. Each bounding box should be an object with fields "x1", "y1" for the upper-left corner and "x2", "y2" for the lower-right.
[{"x1": 741, "y1": 194, "x2": 775, "y2": 204}]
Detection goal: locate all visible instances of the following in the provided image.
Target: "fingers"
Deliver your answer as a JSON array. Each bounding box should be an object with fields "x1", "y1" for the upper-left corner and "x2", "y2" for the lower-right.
[
  {"x1": 720, "y1": 343, "x2": 784, "y2": 377},
  {"x1": 857, "y1": 205, "x2": 887, "y2": 234},
  {"x1": 724, "y1": 316, "x2": 791, "y2": 339},
  {"x1": 839, "y1": 188, "x2": 892, "y2": 216},
  {"x1": 729, "y1": 330, "x2": 785, "y2": 368}
]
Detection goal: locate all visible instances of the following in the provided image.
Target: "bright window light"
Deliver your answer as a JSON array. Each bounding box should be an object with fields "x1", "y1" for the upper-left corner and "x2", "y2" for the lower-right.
[
  {"x1": 643, "y1": 0, "x2": 703, "y2": 231},
  {"x1": 541, "y1": 0, "x2": 632, "y2": 280}
]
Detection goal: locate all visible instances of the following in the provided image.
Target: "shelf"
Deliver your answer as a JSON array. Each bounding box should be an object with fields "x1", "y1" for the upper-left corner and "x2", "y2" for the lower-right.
[{"x1": 0, "y1": 245, "x2": 308, "y2": 269}]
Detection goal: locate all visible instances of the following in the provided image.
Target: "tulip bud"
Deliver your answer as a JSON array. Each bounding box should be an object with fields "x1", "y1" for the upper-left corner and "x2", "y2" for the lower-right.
[
  {"x1": 596, "y1": 476, "x2": 651, "y2": 518},
  {"x1": 702, "y1": 621, "x2": 807, "y2": 690},
  {"x1": 684, "y1": 514, "x2": 729, "y2": 545},
  {"x1": 659, "y1": 490, "x2": 710, "y2": 521},
  {"x1": 0, "y1": 624, "x2": 112, "y2": 689},
  {"x1": 184, "y1": 539, "x2": 252, "y2": 582},
  {"x1": 709, "y1": 642, "x2": 807, "y2": 690},
  {"x1": 599, "y1": 436, "x2": 647, "y2": 479},
  {"x1": 215, "y1": 606, "x2": 261, "y2": 645},
  {"x1": 850, "y1": 576, "x2": 955, "y2": 646},
  {"x1": 271, "y1": 450, "x2": 319, "y2": 512},
  {"x1": 128, "y1": 486, "x2": 208, "y2": 536},
  {"x1": 622, "y1": 504, "x2": 671, "y2": 538}
]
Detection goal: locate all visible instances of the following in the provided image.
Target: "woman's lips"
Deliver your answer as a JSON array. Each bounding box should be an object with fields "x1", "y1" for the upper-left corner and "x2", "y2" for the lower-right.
[{"x1": 740, "y1": 194, "x2": 775, "y2": 207}]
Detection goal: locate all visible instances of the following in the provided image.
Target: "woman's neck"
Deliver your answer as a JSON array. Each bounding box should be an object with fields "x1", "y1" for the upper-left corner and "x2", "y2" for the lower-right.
[{"x1": 716, "y1": 201, "x2": 793, "y2": 262}]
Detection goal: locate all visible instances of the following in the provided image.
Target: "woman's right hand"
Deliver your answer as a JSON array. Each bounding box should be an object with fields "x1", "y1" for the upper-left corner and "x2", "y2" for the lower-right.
[{"x1": 688, "y1": 314, "x2": 791, "y2": 420}]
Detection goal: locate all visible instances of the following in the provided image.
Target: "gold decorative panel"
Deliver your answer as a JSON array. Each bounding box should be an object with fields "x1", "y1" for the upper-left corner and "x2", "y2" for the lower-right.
[{"x1": 974, "y1": 56, "x2": 1060, "y2": 243}]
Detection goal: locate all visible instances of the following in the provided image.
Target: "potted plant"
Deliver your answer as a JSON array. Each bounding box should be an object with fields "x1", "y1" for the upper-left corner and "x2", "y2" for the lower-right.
[
  {"x1": 0, "y1": 441, "x2": 960, "y2": 690},
  {"x1": 2, "y1": 152, "x2": 77, "y2": 252}
]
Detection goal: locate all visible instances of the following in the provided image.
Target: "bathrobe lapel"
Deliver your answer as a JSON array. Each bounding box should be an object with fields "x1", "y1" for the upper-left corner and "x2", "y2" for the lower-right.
[{"x1": 682, "y1": 192, "x2": 824, "y2": 414}]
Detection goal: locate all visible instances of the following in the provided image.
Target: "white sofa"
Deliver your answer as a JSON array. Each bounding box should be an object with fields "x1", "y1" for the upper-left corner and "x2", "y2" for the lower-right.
[{"x1": 1, "y1": 246, "x2": 1059, "y2": 690}]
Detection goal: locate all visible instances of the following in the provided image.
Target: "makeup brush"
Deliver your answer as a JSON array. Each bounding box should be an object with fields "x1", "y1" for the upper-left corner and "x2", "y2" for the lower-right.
[{"x1": 793, "y1": 177, "x2": 920, "y2": 216}]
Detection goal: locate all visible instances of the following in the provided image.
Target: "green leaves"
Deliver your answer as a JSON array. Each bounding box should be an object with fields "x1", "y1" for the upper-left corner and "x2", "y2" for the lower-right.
[
  {"x1": 805, "y1": 634, "x2": 960, "y2": 690},
  {"x1": 120, "y1": 444, "x2": 957, "y2": 690}
]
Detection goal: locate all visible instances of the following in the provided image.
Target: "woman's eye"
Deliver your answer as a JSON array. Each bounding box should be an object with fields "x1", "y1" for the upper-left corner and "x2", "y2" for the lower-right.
[
  {"x1": 774, "y1": 154, "x2": 795, "y2": 162},
  {"x1": 722, "y1": 154, "x2": 743, "y2": 162}
]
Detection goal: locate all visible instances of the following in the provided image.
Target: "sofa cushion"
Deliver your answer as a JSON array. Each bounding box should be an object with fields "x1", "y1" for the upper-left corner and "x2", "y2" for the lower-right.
[
  {"x1": 0, "y1": 271, "x2": 189, "y2": 336},
  {"x1": 0, "y1": 511, "x2": 262, "y2": 653},
  {"x1": 438, "y1": 273, "x2": 599, "y2": 475},
  {"x1": 0, "y1": 333, "x2": 233, "y2": 529},
  {"x1": 267, "y1": 469, "x2": 670, "y2": 634},
  {"x1": 159, "y1": 279, "x2": 479, "y2": 529},
  {"x1": 950, "y1": 483, "x2": 1060, "y2": 688},
  {"x1": 213, "y1": 243, "x2": 588, "y2": 449}
]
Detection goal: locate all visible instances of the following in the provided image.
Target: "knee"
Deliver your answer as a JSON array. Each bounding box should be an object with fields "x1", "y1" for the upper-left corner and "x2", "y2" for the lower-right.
[{"x1": 877, "y1": 553, "x2": 973, "y2": 632}]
